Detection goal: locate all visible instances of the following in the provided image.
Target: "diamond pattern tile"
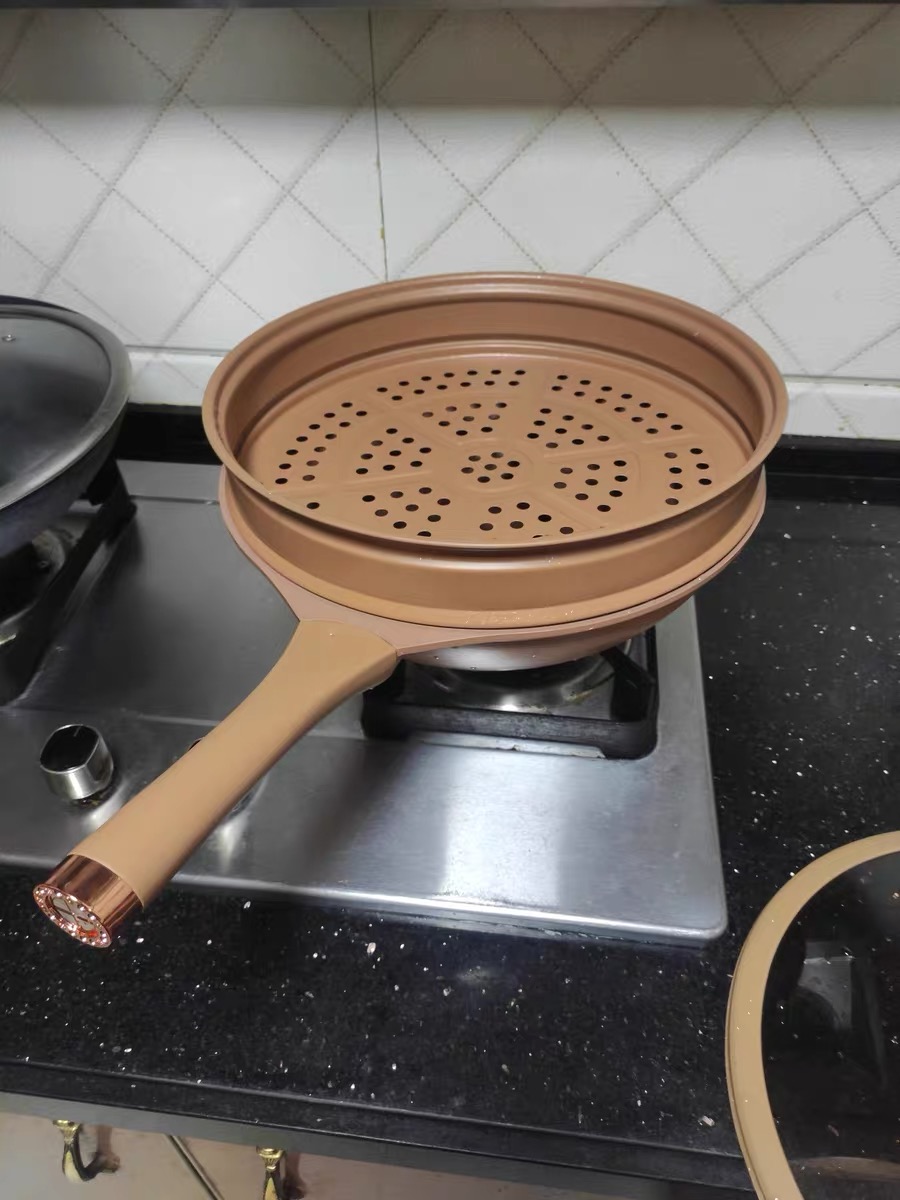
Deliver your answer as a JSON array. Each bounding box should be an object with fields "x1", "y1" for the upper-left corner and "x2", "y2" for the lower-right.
[
  {"x1": 597, "y1": 208, "x2": 739, "y2": 315},
  {"x1": 868, "y1": 175, "x2": 900, "y2": 251},
  {"x1": 512, "y1": 9, "x2": 654, "y2": 92},
  {"x1": 796, "y1": 6, "x2": 900, "y2": 203},
  {"x1": 185, "y1": 10, "x2": 369, "y2": 185},
  {"x1": 377, "y1": 11, "x2": 571, "y2": 195},
  {"x1": 751, "y1": 213, "x2": 900, "y2": 373},
  {"x1": 60, "y1": 192, "x2": 209, "y2": 344},
  {"x1": 0, "y1": 8, "x2": 381, "y2": 367},
  {"x1": 374, "y1": 5, "x2": 900, "y2": 432},
  {"x1": 720, "y1": 301, "x2": 804, "y2": 376},
  {"x1": 302, "y1": 9, "x2": 374, "y2": 82},
  {"x1": 218, "y1": 196, "x2": 378, "y2": 323},
  {"x1": 0, "y1": 8, "x2": 899, "y2": 438},
  {"x1": 296, "y1": 106, "x2": 386, "y2": 277},
  {"x1": 117, "y1": 99, "x2": 281, "y2": 273},
  {"x1": 480, "y1": 108, "x2": 658, "y2": 274},
  {"x1": 370, "y1": 11, "x2": 441, "y2": 88},
  {"x1": 40, "y1": 276, "x2": 139, "y2": 345},
  {"x1": 167, "y1": 282, "x2": 262, "y2": 352},
  {"x1": 375, "y1": 106, "x2": 472, "y2": 273},
  {"x1": 731, "y1": 5, "x2": 888, "y2": 93},
  {"x1": 0, "y1": 100, "x2": 104, "y2": 262},
  {"x1": 582, "y1": 8, "x2": 781, "y2": 195},
  {"x1": 3, "y1": 11, "x2": 172, "y2": 179},
  {"x1": 840, "y1": 323, "x2": 900, "y2": 380},
  {"x1": 404, "y1": 203, "x2": 537, "y2": 277},
  {"x1": 0, "y1": 12, "x2": 31, "y2": 76},
  {"x1": 672, "y1": 108, "x2": 859, "y2": 292},
  {"x1": 102, "y1": 11, "x2": 223, "y2": 82},
  {"x1": 0, "y1": 226, "x2": 45, "y2": 296}
]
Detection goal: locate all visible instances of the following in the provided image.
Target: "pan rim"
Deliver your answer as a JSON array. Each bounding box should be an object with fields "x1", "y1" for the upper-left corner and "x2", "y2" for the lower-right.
[
  {"x1": 202, "y1": 273, "x2": 787, "y2": 552},
  {"x1": 223, "y1": 466, "x2": 765, "y2": 634},
  {"x1": 0, "y1": 302, "x2": 131, "y2": 515}
]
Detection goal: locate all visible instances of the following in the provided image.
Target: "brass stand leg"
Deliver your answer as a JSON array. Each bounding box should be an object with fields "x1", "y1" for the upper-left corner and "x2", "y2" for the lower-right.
[
  {"x1": 53, "y1": 1121, "x2": 120, "y2": 1183},
  {"x1": 256, "y1": 1147, "x2": 305, "y2": 1199}
]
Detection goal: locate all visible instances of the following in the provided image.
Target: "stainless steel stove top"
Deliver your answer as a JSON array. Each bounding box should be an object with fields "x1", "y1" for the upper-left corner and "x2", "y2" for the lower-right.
[{"x1": 0, "y1": 462, "x2": 726, "y2": 943}]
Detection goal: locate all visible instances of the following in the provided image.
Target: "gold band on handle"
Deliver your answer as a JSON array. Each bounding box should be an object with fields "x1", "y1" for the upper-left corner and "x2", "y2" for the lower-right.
[{"x1": 34, "y1": 856, "x2": 141, "y2": 948}]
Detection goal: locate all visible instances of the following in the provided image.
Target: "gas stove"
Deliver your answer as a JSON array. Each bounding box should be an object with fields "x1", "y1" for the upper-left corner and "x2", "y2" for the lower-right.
[{"x1": 0, "y1": 461, "x2": 726, "y2": 943}]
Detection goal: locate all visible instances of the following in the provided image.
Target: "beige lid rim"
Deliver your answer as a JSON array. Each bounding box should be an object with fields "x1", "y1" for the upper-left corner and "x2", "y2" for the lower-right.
[{"x1": 726, "y1": 829, "x2": 900, "y2": 1200}]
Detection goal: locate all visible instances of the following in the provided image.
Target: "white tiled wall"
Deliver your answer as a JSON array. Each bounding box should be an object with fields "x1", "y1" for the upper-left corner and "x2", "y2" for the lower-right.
[{"x1": 3, "y1": 6, "x2": 900, "y2": 437}]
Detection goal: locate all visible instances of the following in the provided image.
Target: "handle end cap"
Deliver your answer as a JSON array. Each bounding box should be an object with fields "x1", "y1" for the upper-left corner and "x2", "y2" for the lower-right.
[{"x1": 34, "y1": 856, "x2": 141, "y2": 948}]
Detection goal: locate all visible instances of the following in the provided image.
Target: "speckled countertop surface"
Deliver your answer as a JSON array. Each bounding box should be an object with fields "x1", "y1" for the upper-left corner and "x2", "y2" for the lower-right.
[{"x1": 0, "y1": 477, "x2": 897, "y2": 1194}]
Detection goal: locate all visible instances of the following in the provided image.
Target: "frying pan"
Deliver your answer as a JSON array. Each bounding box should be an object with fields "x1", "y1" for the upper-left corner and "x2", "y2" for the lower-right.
[
  {"x1": 34, "y1": 273, "x2": 786, "y2": 947},
  {"x1": 0, "y1": 299, "x2": 130, "y2": 559}
]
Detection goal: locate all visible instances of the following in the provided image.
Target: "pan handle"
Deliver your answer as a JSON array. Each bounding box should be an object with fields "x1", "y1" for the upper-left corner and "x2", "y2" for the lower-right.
[{"x1": 33, "y1": 621, "x2": 397, "y2": 947}]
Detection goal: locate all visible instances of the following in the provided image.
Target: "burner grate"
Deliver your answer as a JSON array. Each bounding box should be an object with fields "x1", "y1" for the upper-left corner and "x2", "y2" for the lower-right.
[
  {"x1": 0, "y1": 458, "x2": 135, "y2": 704},
  {"x1": 362, "y1": 633, "x2": 658, "y2": 758}
]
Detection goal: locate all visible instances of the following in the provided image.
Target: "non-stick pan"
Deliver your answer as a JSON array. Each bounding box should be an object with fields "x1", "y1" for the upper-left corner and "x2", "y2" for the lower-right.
[
  {"x1": 34, "y1": 273, "x2": 787, "y2": 947},
  {"x1": 0, "y1": 299, "x2": 130, "y2": 558}
]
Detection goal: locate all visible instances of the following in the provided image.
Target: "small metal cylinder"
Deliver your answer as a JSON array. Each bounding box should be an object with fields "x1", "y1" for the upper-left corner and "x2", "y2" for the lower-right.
[{"x1": 39, "y1": 724, "x2": 113, "y2": 802}]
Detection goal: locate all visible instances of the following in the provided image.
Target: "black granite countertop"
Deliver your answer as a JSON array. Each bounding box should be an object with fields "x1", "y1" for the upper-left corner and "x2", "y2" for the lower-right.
[{"x1": 1, "y1": 436, "x2": 898, "y2": 1196}]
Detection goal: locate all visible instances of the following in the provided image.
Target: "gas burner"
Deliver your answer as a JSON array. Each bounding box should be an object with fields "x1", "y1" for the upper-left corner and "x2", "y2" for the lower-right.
[
  {"x1": 362, "y1": 636, "x2": 657, "y2": 757},
  {"x1": 409, "y1": 649, "x2": 627, "y2": 710},
  {"x1": 0, "y1": 459, "x2": 135, "y2": 704},
  {"x1": 0, "y1": 530, "x2": 68, "y2": 627}
]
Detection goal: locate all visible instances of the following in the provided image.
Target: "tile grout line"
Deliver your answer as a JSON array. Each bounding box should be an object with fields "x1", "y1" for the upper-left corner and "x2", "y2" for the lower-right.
[
  {"x1": 21, "y1": 10, "x2": 377, "y2": 335},
  {"x1": 350, "y1": 3, "x2": 451, "y2": 279},
  {"x1": 43, "y1": 10, "x2": 266, "y2": 327},
  {"x1": 386, "y1": 105, "x2": 545, "y2": 272},
  {"x1": 0, "y1": 10, "x2": 35, "y2": 88},
  {"x1": 510, "y1": 12, "x2": 738, "y2": 289},
  {"x1": 157, "y1": 90, "x2": 378, "y2": 348},
  {"x1": 506, "y1": 9, "x2": 804, "y2": 374},
  {"x1": 718, "y1": 5, "x2": 900, "y2": 383},
  {"x1": 294, "y1": 8, "x2": 369, "y2": 85},
  {"x1": 831, "y1": 310, "x2": 900, "y2": 377},
  {"x1": 31, "y1": 10, "x2": 233, "y2": 297},
  {"x1": 392, "y1": 7, "x2": 663, "y2": 277},
  {"x1": 724, "y1": 6, "x2": 900, "y2": 292},
  {"x1": 584, "y1": 6, "x2": 893, "y2": 375},
  {"x1": 367, "y1": 10, "x2": 390, "y2": 282},
  {"x1": 588, "y1": 3, "x2": 895, "y2": 299},
  {"x1": 1, "y1": 9, "x2": 383, "y2": 386},
  {"x1": 720, "y1": 166, "x2": 900, "y2": 321},
  {"x1": 0, "y1": 216, "x2": 145, "y2": 345},
  {"x1": 377, "y1": 9, "x2": 445, "y2": 93},
  {"x1": 0, "y1": 220, "x2": 46, "y2": 273},
  {"x1": 99, "y1": 11, "x2": 379, "y2": 346}
]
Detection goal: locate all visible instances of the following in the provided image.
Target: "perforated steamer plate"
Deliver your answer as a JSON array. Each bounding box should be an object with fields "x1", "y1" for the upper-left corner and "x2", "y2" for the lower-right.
[
  {"x1": 206, "y1": 273, "x2": 787, "y2": 626},
  {"x1": 241, "y1": 345, "x2": 749, "y2": 547}
]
